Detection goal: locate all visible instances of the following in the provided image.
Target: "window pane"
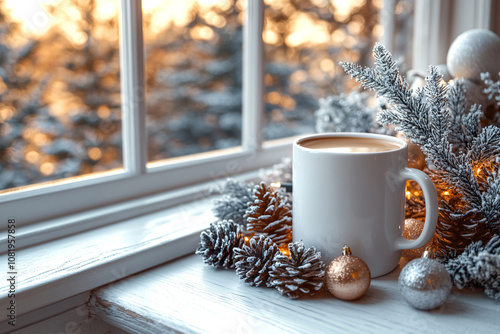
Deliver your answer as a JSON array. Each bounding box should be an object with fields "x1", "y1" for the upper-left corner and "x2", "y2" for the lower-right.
[
  {"x1": 0, "y1": 0, "x2": 122, "y2": 191},
  {"x1": 263, "y1": 0, "x2": 381, "y2": 140},
  {"x1": 144, "y1": 0, "x2": 243, "y2": 161}
]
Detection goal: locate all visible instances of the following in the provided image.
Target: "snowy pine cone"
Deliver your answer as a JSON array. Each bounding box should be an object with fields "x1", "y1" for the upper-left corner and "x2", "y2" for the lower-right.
[
  {"x1": 196, "y1": 220, "x2": 244, "y2": 269},
  {"x1": 269, "y1": 241, "x2": 326, "y2": 299},
  {"x1": 234, "y1": 236, "x2": 280, "y2": 287},
  {"x1": 245, "y1": 182, "x2": 292, "y2": 246}
]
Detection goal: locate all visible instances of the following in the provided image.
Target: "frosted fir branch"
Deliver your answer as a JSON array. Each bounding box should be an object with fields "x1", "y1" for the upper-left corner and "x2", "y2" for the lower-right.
[
  {"x1": 469, "y1": 126, "x2": 500, "y2": 168},
  {"x1": 481, "y1": 72, "x2": 500, "y2": 107},
  {"x1": 442, "y1": 235, "x2": 500, "y2": 300},
  {"x1": 315, "y1": 92, "x2": 380, "y2": 134},
  {"x1": 212, "y1": 179, "x2": 254, "y2": 226},
  {"x1": 424, "y1": 67, "x2": 450, "y2": 142},
  {"x1": 259, "y1": 157, "x2": 292, "y2": 185},
  {"x1": 340, "y1": 43, "x2": 500, "y2": 232},
  {"x1": 341, "y1": 45, "x2": 429, "y2": 146}
]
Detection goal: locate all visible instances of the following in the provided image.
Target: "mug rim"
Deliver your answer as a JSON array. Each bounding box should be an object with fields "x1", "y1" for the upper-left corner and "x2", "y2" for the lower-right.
[{"x1": 294, "y1": 132, "x2": 408, "y2": 155}]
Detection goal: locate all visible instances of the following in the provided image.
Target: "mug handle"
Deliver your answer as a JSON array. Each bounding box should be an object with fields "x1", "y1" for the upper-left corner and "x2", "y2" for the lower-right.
[{"x1": 393, "y1": 168, "x2": 438, "y2": 250}]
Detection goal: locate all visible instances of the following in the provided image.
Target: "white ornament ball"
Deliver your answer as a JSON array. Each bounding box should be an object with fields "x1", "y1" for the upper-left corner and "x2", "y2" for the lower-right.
[
  {"x1": 447, "y1": 29, "x2": 500, "y2": 82},
  {"x1": 398, "y1": 258, "x2": 452, "y2": 310},
  {"x1": 435, "y1": 64, "x2": 453, "y2": 82}
]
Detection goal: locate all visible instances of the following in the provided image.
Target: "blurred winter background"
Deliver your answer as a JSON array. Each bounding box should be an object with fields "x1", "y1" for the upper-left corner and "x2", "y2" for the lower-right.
[{"x1": 0, "y1": 0, "x2": 412, "y2": 191}]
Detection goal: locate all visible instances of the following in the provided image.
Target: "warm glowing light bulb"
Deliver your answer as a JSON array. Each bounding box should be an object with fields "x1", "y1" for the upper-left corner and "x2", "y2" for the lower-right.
[
  {"x1": 279, "y1": 244, "x2": 290, "y2": 258},
  {"x1": 270, "y1": 182, "x2": 281, "y2": 189},
  {"x1": 443, "y1": 191, "x2": 450, "y2": 196}
]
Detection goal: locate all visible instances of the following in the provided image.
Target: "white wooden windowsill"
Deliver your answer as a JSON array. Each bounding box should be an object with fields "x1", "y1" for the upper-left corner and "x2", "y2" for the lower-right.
[
  {"x1": 0, "y1": 191, "x2": 217, "y2": 333},
  {"x1": 89, "y1": 254, "x2": 500, "y2": 334}
]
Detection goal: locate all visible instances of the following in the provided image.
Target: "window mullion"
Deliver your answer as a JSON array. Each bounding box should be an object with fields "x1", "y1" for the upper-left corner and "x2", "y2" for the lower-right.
[
  {"x1": 242, "y1": 0, "x2": 265, "y2": 152},
  {"x1": 475, "y1": 0, "x2": 492, "y2": 29},
  {"x1": 380, "y1": 0, "x2": 396, "y2": 52},
  {"x1": 119, "y1": 0, "x2": 147, "y2": 174}
]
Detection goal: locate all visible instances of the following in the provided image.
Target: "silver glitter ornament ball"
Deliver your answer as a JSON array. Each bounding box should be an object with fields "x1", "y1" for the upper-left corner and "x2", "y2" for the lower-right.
[
  {"x1": 447, "y1": 29, "x2": 500, "y2": 82},
  {"x1": 398, "y1": 257, "x2": 452, "y2": 310}
]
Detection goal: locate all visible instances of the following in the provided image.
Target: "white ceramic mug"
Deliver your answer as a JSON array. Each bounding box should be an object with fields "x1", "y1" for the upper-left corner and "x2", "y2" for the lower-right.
[{"x1": 293, "y1": 133, "x2": 438, "y2": 277}]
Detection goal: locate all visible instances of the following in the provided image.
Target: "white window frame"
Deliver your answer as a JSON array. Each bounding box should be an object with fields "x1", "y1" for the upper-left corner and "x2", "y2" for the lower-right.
[
  {"x1": 412, "y1": 0, "x2": 499, "y2": 72},
  {"x1": 0, "y1": 0, "x2": 293, "y2": 246},
  {"x1": 4, "y1": 0, "x2": 494, "y2": 249}
]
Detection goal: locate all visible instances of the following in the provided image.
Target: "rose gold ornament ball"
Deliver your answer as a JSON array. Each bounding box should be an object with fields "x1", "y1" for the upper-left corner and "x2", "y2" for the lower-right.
[
  {"x1": 326, "y1": 246, "x2": 371, "y2": 300},
  {"x1": 402, "y1": 218, "x2": 432, "y2": 259},
  {"x1": 396, "y1": 132, "x2": 426, "y2": 170},
  {"x1": 407, "y1": 142, "x2": 426, "y2": 170}
]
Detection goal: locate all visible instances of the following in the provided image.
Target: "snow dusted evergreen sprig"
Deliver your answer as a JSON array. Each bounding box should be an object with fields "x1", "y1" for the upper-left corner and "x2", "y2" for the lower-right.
[
  {"x1": 442, "y1": 235, "x2": 500, "y2": 300},
  {"x1": 259, "y1": 157, "x2": 293, "y2": 185},
  {"x1": 212, "y1": 179, "x2": 254, "y2": 227},
  {"x1": 481, "y1": 72, "x2": 500, "y2": 108},
  {"x1": 340, "y1": 43, "x2": 500, "y2": 233},
  {"x1": 315, "y1": 92, "x2": 379, "y2": 133}
]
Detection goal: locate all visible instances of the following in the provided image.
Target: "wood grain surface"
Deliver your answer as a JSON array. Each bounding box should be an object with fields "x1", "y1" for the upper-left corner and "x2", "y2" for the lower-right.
[
  {"x1": 0, "y1": 197, "x2": 213, "y2": 324},
  {"x1": 90, "y1": 255, "x2": 500, "y2": 334}
]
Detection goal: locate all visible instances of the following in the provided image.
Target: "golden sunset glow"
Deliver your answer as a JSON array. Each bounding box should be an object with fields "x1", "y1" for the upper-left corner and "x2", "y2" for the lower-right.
[
  {"x1": 285, "y1": 12, "x2": 330, "y2": 47},
  {"x1": 0, "y1": 0, "x2": 385, "y2": 190}
]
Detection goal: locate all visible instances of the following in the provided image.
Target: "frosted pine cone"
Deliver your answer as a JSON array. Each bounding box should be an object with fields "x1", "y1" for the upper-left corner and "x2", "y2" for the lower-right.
[
  {"x1": 234, "y1": 236, "x2": 280, "y2": 287},
  {"x1": 269, "y1": 241, "x2": 326, "y2": 299},
  {"x1": 245, "y1": 182, "x2": 292, "y2": 246},
  {"x1": 195, "y1": 220, "x2": 243, "y2": 269}
]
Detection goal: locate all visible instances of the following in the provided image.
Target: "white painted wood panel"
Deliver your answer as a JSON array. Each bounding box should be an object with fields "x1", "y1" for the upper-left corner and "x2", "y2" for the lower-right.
[
  {"x1": 0, "y1": 198, "x2": 215, "y2": 320},
  {"x1": 0, "y1": 293, "x2": 88, "y2": 334},
  {"x1": 242, "y1": 0, "x2": 264, "y2": 152},
  {"x1": 90, "y1": 255, "x2": 500, "y2": 334},
  {"x1": 120, "y1": 0, "x2": 147, "y2": 174},
  {"x1": 11, "y1": 303, "x2": 127, "y2": 334}
]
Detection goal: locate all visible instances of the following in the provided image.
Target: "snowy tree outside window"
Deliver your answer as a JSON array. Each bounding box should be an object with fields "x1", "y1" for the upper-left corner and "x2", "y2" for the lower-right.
[{"x1": 0, "y1": 0, "x2": 413, "y2": 191}]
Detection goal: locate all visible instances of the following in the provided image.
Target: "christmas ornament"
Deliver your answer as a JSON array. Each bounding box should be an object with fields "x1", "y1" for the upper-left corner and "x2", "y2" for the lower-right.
[
  {"x1": 245, "y1": 182, "x2": 292, "y2": 246},
  {"x1": 234, "y1": 236, "x2": 280, "y2": 287},
  {"x1": 325, "y1": 245, "x2": 371, "y2": 301},
  {"x1": 212, "y1": 179, "x2": 254, "y2": 227},
  {"x1": 402, "y1": 218, "x2": 431, "y2": 259},
  {"x1": 407, "y1": 141, "x2": 426, "y2": 170},
  {"x1": 398, "y1": 247, "x2": 452, "y2": 310},
  {"x1": 196, "y1": 220, "x2": 244, "y2": 269},
  {"x1": 269, "y1": 241, "x2": 325, "y2": 299},
  {"x1": 396, "y1": 132, "x2": 426, "y2": 170},
  {"x1": 442, "y1": 235, "x2": 500, "y2": 301},
  {"x1": 342, "y1": 43, "x2": 500, "y2": 260},
  {"x1": 447, "y1": 29, "x2": 500, "y2": 82},
  {"x1": 436, "y1": 64, "x2": 453, "y2": 82}
]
